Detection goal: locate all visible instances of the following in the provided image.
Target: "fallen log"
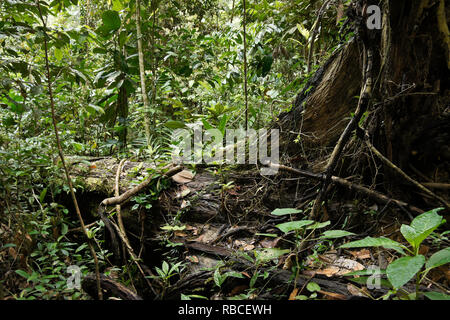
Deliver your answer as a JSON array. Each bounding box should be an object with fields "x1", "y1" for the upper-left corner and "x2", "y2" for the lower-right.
[{"x1": 82, "y1": 274, "x2": 142, "y2": 300}]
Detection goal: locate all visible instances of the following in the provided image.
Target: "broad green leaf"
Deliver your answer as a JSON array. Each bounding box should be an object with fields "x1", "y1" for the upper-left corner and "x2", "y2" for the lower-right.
[
  {"x1": 296, "y1": 23, "x2": 310, "y2": 41},
  {"x1": 61, "y1": 223, "x2": 68, "y2": 236},
  {"x1": 320, "y1": 230, "x2": 355, "y2": 239},
  {"x1": 386, "y1": 255, "x2": 425, "y2": 289},
  {"x1": 276, "y1": 220, "x2": 314, "y2": 233},
  {"x1": 214, "y1": 268, "x2": 223, "y2": 286},
  {"x1": 306, "y1": 282, "x2": 320, "y2": 292},
  {"x1": 201, "y1": 118, "x2": 213, "y2": 130},
  {"x1": 39, "y1": 188, "x2": 47, "y2": 203},
  {"x1": 271, "y1": 208, "x2": 302, "y2": 216},
  {"x1": 424, "y1": 291, "x2": 450, "y2": 300},
  {"x1": 86, "y1": 104, "x2": 105, "y2": 115},
  {"x1": 306, "y1": 221, "x2": 331, "y2": 230},
  {"x1": 340, "y1": 236, "x2": 407, "y2": 255},
  {"x1": 400, "y1": 224, "x2": 420, "y2": 249},
  {"x1": 162, "y1": 261, "x2": 169, "y2": 275},
  {"x1": 112, "y1": 0, "x2": 123, "y2": 11},
  {"x1": 402, "y1": 208, "x2": 444, "y2": 250},
  {"x1": 102, "y1": 10, "x2": 121, "y2": 32},
  {"x1": 180, "y1": 293, "x2": 191, "y2": 300},
  {"x1": 349, "y1": 276, "x2": 393, "y2": 288},
  {"x1": 223, "y1": 271, "x2": 244, "y2": 280},
  {"x1": 54, "y1": 47, "x2": 63, "y2": 61},
  {"x1": 164, "y1": 120, "x2": 187, "y2": 129},
  {"x1": 15, "y1": 270, "x2": 30, "y2": 280},
  {"x1": 425, "y1": 247, "x2": 450, "y2": 270},
  {"x1": 255, "y1": 248, "x2": 289, "y2": 262}
]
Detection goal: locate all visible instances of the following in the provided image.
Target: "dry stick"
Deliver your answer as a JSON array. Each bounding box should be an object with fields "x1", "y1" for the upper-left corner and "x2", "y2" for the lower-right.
[
  {"x1": 364, "y1": 140, "x2": 450, "y2": 210},
  {"x1": 421, "y1": 183, "x2": 450, "y2": 190},
  {"x1": 115, "y1": 159, "x2": 127, "y2": 238},
  {"x1": 35, "y1": 1, "x2": 102, "y2": 300},
  {"x1": 136, "y1": 0, "x2": 151, "y2": 144},
  {"x1": 310, "y1": 44, "x2": 374, "y2": 220},
  {"x1": 267, "y1": 163, "x2": 424, "y2": 215},
  {"x1": 115, "y1": 159, "x2": 127, "y2": 262},
  {"x1": 99, "y1": 165, "x2": 182, "y2": 297},
  {"x1": 102, "y1": 165, "x2": 182, "y2": 206},
  {"x1": 307, "y1": 0, "x2": 333, "y2": 73},
  {"x1": 98, "y1": 205, "x2": 158, "y2": 296}
]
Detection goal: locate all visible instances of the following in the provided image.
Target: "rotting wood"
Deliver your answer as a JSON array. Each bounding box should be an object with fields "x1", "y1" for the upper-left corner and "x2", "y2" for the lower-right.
[{"x1": 82, "y1": 274, "x2": 143, "y2": 300}]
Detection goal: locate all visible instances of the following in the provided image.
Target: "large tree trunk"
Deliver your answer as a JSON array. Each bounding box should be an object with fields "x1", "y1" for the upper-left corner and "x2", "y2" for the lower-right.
[{"x1": 278, "y1": 0, "x2": 449, "y2": 210}]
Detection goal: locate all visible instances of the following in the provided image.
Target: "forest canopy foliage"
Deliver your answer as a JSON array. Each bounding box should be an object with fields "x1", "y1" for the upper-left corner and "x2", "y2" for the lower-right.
[{"x1": 0, "y1": 0, "x2": 449, "y2": 301}]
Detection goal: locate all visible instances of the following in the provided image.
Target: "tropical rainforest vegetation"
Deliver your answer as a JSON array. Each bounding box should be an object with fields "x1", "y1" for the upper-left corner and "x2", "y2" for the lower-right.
[{"x1": 0, "y1": 0, "x2": 449, "y2": 301}]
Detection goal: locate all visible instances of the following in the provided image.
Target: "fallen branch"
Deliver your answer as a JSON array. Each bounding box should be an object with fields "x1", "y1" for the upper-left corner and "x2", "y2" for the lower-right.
[
  {"x1": 365, "y1": 139, "x2": 450, "y2": 210},
  {"x1": 267, "y1": 163, "x2": 424, "y2": 215},
  {"x1": 82, "y1": 274, "x2": 143, "y2": 300},
  {"x1": 97, "y1": 164, "x2": 183, "y2": 297},
  {"x1": 101, "y1": 165, "x2": 182, "y2": 206}
]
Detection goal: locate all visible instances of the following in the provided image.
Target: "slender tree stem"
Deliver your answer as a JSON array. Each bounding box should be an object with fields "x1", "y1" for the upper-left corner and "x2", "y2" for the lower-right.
[
  {"x1": 35, "y1": 0, "x2": 102, "y2": 300},
  {"x1": 243, "y1": 0, "x2": 248, "y2": 130}
]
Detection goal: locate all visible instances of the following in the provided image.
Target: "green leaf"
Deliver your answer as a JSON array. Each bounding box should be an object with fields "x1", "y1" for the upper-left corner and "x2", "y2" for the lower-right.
[
  {"x1": 213, "y1": 268, "x2": 223, "y2": 287},
  {"x1": 0, "y1": 243, "x2": 17, "y2": 250},
  {"x1": 255, "y1": 233, "x2": 278, "y2": 238},
  {"x1": 425, "y1": 247, "x2": 450, "y2": 270},
  {"x1": 61, "y1": 223, "x2": 68, "y2": 236},
  {"x1": 255, "y1": 248, "x2": 289, "y2": 262},
  {"x1": 15, "y1": 269, "x2": 30, "y2": 280},
  {"x1": 112, "y1": 0, "x2": 123, "y2": 11},
  {"x1": 201, "y1": 118, "x2": 214, "y2": 130},
  {"x1": 339, "y1": 236, "x2": 407, "y2": 255},
  {"x1": 54, "y1": 47, "x2": 63, "y2": 61},
  {"x1": 386, "y1": 255, "x2": 425, "y2": 289},
  {"x1": 223, "y1": 271, "x2": 244, "y2": 280},
  {"x1": 306, "y1": 221, "x2": 331, "y2": 230},
  {"x1": 39, "y1": 188, "x2": 47, "y2": 203},
  {"x1": 401, "y1": 208, "x2": 444, "y2": 250},
  {"x1": 164, "y1": 120, "x2": 187, "y2": 129},
  {"x1": 320, "y1": 230, "x2": 355, "y2": 239},
  {"x1": 423, "y1": 291, "x2": 450, "y2": 300},
  {"x1": 162, "y1": 261, "x2": 169, "y2": 275},
  {"x1": 271, "y1": 208, "x2": 302, "y2": 216},
  {"x1": 296, "y1": 23, "x2": 310, "y2": 41},
  {"x1": 306, "y1": 282, "x2": 321, "y2": 292},
  {"x1": 102, "y1": 10, "x2": 121, "y2": 32},
  {"x1": 349, "y1": 276, "x2": 393, "y2": 288},
  {"x1": 276, "y1": 220, "x2": 314, "y2": 233},
  {"x1": 86, "y1": 104, "x2": 105, "y2": 115}
]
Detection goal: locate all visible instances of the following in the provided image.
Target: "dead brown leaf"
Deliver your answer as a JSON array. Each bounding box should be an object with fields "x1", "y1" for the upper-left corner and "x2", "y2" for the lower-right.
[
  {"x1": 349, "y1": 249, "x2": 371, "y2": 260},
  {"x1": 172, "y1": 170, "x2": 194, "y2": 184},
  {"x1": 288, "y1": 288, "x2": 299, "y2": 300},
  {"x1": 347, "y1": 283, "x2": 365, "y2": 297}
]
